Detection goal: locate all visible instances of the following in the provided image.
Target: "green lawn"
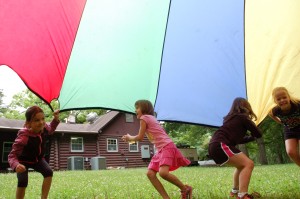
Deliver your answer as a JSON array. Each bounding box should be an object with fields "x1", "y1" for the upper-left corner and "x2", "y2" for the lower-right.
[{"x1": 0, "y1": 164, "x2": 299, "y2": 199}]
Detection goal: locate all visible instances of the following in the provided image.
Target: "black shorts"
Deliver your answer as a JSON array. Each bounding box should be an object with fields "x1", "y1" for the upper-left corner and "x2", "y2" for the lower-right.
[
  {"x1": 284, "y1": 127, "x2": 300, "y2": 140},
  {"x1": 17, "y1": 159, "x2": 53, "y2": 187},
  {"x1": 208, "y1": 142, "x2": 241, "y2": 166}
]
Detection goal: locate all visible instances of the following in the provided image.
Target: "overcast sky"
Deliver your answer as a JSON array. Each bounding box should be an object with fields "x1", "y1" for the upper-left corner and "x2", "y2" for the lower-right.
[{"x1": 0, "y1": 65, "x2": 26, "y2": 105}]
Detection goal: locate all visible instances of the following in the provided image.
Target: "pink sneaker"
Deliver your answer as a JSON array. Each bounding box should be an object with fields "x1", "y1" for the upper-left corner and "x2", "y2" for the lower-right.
[{"x1": 180, "y1": 185, "x2": 193, "y2": 199}]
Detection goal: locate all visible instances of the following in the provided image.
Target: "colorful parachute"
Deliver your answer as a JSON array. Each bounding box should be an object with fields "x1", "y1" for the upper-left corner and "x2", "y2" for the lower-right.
[{"x1": 1, "y1": 0, "x2": 300, "y2": 127}]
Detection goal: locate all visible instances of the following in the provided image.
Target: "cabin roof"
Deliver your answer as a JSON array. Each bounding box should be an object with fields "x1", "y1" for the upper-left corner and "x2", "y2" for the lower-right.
[{"x1": 0, "y1": 111, "x2": 120, "y2": 134}]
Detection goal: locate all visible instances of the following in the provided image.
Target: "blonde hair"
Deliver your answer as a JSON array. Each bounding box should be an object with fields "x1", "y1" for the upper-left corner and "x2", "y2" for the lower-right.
[{"x1": 272, "y1": 87, "x2": 300, "y2": 105}]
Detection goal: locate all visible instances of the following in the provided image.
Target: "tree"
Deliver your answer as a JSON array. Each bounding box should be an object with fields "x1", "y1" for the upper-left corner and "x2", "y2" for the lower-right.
[
  {"x1": 163, "y1": 122, "x2": 216, "y2": 160},
  {"x1": 66, "y1": 109, "x2": 106, "y2": 124},
  {"x1": 4, "y1": 89, "x2": 68, "y2": 121},
  {"x1": 0, "y1": 89, "x2": 4, "y2": 105},
  {"x1": 237, "y1": 144, "x2": 249, "y2": 157},
  {"x1": 163, "y1": 116, "x2": 288, "y2": 165},
  {"x1": 4, "y1": 89, "x2": 106, "y2": 123},
  {"x1": 0, "y1": 89, "x2": 7, "y2": 117},
  {"x1": 259, "y1": 116, "x2": 289, "y2": 164},
  {"x1": 256, "y1": 137, "x2": 268, "y2": 165}
]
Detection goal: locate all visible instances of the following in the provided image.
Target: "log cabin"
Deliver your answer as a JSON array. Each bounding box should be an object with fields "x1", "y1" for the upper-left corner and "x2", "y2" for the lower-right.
[{"x1": 0, "y1": 111, "x2": 154, "y2": 171}]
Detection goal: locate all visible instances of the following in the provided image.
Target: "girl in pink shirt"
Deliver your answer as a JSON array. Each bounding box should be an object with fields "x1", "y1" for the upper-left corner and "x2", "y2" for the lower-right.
[{"x1": 122, "y1": 100, "x2": 192, "y2": 199}]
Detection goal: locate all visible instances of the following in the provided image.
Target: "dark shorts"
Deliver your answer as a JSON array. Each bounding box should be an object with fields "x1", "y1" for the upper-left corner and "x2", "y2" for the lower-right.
[
  {"x1": 284, "y1": 127, "x2": 300, "y2": 140},
  {"x1": 208, "y1": 142, "x2": 241, "y2": 166},
  {"x1": 17, "y1": 159, "x2": 53, "y2": 187}
]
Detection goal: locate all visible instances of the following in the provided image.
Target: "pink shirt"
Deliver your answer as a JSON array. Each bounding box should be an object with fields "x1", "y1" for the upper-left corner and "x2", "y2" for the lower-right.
[{"x1": 140, "y1": 115, "x2": 173, "y2": 150}]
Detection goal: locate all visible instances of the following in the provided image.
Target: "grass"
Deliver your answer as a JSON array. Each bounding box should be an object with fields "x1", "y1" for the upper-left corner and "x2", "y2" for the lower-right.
[{"x1": 0, "y1": 164, "x2": 299, "y2": 199}]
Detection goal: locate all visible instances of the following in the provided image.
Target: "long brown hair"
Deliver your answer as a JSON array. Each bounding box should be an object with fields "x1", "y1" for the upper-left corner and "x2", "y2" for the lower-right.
[
  {"x1": 223, "y1": 97, "x2": 257, "y2": 123},
  {"x1": 135, "y1": 100, "x2": 155, "y2": 116}
]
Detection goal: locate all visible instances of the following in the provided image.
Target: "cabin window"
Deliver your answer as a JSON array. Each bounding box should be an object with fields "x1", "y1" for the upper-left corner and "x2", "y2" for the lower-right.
[
  {"x1": 125, "y1": 114, "x2": 134, "y2": 123},
  {"x1": 2, "y1": 142, "x2": 13, "y2": 162},
  {"x1": 129, "y1": 142, "x2": 139, "y2": 152},
  {"x1": 70, "y1": 137, "x2": 84, "y2": 152},
  {"x1": 107, "y1": 138, "x2": 118, "y2": 152}
]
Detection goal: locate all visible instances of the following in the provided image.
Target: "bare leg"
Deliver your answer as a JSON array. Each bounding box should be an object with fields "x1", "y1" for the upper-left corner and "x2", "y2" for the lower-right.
[
  {"x1": 41, "y1": 177, "x2": 52, "y2": 199},
  {"x1": 227, "y1": 153, "x2": 254, "y2": 193},
  {"x1": 147, "y1": 169, "x2": 170, "y2": 199},
  {"x1": 16, "y1": 187, "x2": 26, "y2": 199},
  {"x1": 233, "y1": 168, "x2": 240, "y2": 190},
  {"x1": 158, "y1": 166, "x2": 186, "y2": 191},
  {"x1": 285, "y1": 139, "x2": 300, "y2": 167}
]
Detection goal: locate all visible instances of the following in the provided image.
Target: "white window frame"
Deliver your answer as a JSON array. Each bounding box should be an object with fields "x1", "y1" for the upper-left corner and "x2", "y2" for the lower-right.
[
  {"x1": 70, "y1": 137, "x2": 84, "y2": 152},
  {"x1": 107, "y1": 138, "x2": 118, "y2": 152},
  {"x1": 125, "y1": 113, "x2": 134, "y2": 123},
  {"x1": 2, "y1": 142, "x2": 13, "y2": 163},
  {"x1": 129, "y1": 142, "x2": 139, "y2": 152}
]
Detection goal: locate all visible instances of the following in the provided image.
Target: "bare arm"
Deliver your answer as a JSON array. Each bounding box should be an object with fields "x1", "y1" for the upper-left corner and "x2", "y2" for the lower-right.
[
  {"x1": 268, "y1": 109, "x2": 282, "y2": 124},
  {"x1": 53, "y1": 110, "x2": 60, "y2": 122},
  {"x1": 46, "y1": 110, "x2": 60, "y2": 135},
  {"x1": 122, "y1": 120, "x2": 146, "y2": 142}
]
